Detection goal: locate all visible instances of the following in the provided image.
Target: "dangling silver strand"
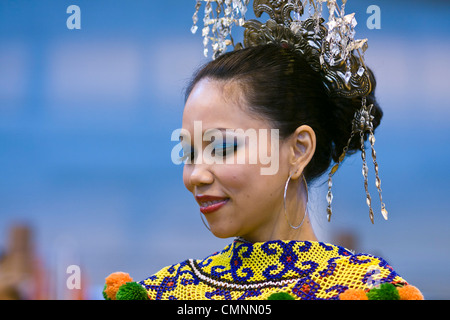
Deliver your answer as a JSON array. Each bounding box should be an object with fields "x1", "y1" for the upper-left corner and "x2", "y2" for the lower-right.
[
  {"x1": 191, "y1": 0, "x2": 202, "y2": 34},
  {"x1": 356, "y1": 96, "x2": 388, "y2": 223},
  {"x1": 368, "y1": 125, "x2": 388, "y2": 220},
  {"x1": 190, "y1": 0, "x2": 250, "y2": 59},
  {"x1": 327, "y1": 134, "x2": 354, "y2": 222},
  {"x1": 328, "y1": 96, "x2": 388, "y2": 224},
  {"x1": 360, "y1": 130, "x2": 374, "y2": 224},
  {"x1": 326, "y1": 172, "x2": 333, "y2": 222}
]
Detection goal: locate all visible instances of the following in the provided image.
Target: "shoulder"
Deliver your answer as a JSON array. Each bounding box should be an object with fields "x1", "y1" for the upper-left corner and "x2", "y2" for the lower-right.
[
  {"x1": 330, "y1": 251, "x2": 424, "y2": 300},
  {"x1": 333, "y1": 251, "x2": 405, "y2": 285},
  {"x1": 101, "y1": 260, "x2": 200, "y2": 300},
  {"x1": 140, "y1": 259, "x2": 193, "y2": 284},
  {"x1": 139, "y1": 248, "x2": 224, "y2": 286},
  {"x1": 138, "y1": 259, "x2": 203, "y2": 300}
]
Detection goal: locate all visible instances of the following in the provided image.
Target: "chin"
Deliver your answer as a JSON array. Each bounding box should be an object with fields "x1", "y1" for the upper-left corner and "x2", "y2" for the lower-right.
[
  {"x1": 211, "y1": 230, "x2": 234, "y2": 239},
  {"x1": 209, "y1": 225, "x2": 238, "y2": 240}
]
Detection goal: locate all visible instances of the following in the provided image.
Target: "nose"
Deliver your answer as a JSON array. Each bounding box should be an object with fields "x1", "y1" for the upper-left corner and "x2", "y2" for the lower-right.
[{"x1": 184, "y1": 162, "x2": 214, "y2": 191}]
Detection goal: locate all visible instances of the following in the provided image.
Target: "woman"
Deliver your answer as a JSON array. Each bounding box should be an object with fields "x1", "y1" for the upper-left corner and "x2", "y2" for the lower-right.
[
  {"x1": 103, "y1": 1, "x2": 423, "y2": 300},
  {"x1": 103, "y1": 44, "x2": 423, "y2": 301}
]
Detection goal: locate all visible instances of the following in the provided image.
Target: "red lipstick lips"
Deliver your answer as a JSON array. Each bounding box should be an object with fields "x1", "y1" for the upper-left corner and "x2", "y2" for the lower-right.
[{"x1": 195, "y1": 195, "x2": 229, "y2": 214}]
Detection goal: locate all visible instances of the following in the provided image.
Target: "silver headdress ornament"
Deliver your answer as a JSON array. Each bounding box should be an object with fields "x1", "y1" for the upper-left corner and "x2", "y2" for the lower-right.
[{"x1": 190, "y1": 0, "x2": 388, "y2": 224}]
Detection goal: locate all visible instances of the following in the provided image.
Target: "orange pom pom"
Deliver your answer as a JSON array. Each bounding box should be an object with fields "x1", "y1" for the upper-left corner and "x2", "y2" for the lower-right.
[
  {"x1": 104, "y1": 272, "x2": 133, "y2": 300},
  {"x1": 339, "y1": 288, "x2": 368, "y2": 300},
  {"x1": 397, "y1": 285, "x2": 424, "y2": 300}
]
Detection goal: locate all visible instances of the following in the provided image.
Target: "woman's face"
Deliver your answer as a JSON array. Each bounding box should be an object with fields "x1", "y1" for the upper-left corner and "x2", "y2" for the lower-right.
[{"x1": 181, "y1": 78, "x2": 292, "y2": 242}]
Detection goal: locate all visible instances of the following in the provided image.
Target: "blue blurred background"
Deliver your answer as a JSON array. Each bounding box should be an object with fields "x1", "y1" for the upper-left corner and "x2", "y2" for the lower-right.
[{"x1": 0, "y1": 0, "x2": 449, "y2": 299}]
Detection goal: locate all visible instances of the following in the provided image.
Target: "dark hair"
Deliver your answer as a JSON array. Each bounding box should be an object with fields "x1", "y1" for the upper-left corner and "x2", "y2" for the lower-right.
[{"x1": 184, "y1": 44, "x2": 383, "y2": 183}]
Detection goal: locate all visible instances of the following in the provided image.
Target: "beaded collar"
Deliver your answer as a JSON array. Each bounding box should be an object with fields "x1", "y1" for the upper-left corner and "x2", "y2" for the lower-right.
[
  {"x1": 140, "y1": 238, "x2": 406, "y2": 300},
  {"x1": 187, "y1": 238, "x2": 354, "y2": 290}
]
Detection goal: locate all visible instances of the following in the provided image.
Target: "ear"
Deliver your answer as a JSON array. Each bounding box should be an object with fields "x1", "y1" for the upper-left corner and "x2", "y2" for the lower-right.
[{"x1": 288, "y1": 125, "x2": 316, "y2": 180}]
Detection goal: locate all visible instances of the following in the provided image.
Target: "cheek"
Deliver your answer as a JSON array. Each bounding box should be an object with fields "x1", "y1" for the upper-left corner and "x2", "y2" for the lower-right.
[{"x1": 217, "y1": 163, "x2": 260, "y2": 197}]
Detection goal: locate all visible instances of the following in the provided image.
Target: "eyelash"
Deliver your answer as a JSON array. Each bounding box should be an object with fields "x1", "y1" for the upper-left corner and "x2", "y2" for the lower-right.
[
  {"x1": 212, "y1": 143, "x2": 238, "y2": 157},
  {"x1": 179, "y1": 143, "x2": 238, "y2": 163}
]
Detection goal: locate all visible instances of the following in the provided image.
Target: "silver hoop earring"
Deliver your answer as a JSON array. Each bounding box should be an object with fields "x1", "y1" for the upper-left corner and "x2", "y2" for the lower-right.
[
  {"x1": 200, "y1": 211, "x2": 211, "y2": 232},
  {"x1": 284, "y1": 172, "x2": 309, "y2": 230}
]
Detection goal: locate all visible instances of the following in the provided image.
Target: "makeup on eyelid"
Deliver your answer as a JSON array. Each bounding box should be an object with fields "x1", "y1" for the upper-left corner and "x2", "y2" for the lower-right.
[
  {"x1": 179, "y1": 139, "x2": 240, "y2": 163},
  {"x1": 172, "y1": 121, "x2": 280, "y2": 175}
]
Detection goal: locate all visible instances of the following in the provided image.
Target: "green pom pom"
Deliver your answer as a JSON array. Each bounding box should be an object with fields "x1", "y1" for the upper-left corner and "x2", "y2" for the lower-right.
[
  {"x1": 267, "y1": 292, "x2": 295, "y2": 300},
  {"x1": 102, "y1": 284, "x2": 111, "y2": 300},
  {"x1": 115, "y1": 282, "x2": 149, "y2": 300},
  {"x1": 367, "y1": 283, "x2": 400, "y2": 300}
]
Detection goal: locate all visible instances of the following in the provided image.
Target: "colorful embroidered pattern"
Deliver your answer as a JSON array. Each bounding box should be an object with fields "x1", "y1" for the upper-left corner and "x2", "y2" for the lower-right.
[{"x1": 139, "y1": 239, "x2": 407, "y2": 300}]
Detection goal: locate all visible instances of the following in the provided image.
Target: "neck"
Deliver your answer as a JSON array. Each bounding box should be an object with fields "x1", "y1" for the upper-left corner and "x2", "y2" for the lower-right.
[
  {"x1": 238, "y1": 174, "x2": 317, "y2": 243},
  {"x1": 239, "y1": 209, "x2": 318, "y2": 243}
]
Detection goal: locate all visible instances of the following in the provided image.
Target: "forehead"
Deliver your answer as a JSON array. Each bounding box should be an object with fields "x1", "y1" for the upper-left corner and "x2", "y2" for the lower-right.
[{"x1": 182, "y1": 78, "x2": 267, "y2": 131}]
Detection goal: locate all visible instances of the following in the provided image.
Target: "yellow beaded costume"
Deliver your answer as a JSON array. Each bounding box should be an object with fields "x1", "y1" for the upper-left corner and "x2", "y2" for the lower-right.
[{"x1": 138, "y1": 238, "x2": 410, "y2": 300}]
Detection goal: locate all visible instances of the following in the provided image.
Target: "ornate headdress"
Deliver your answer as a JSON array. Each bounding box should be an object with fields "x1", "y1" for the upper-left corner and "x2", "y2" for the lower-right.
[{"x1": 190, "y1": 0, "x2": 388, "y2": 224}]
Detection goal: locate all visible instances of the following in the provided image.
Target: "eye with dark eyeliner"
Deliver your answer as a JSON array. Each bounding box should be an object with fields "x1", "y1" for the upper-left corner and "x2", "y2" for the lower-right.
[
  {"x1": 212, "y1": 142, "x2": 238, "y2": 157},
  {"x1": 179, "y1": 135, "x2": 239, "y2": 163}
]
